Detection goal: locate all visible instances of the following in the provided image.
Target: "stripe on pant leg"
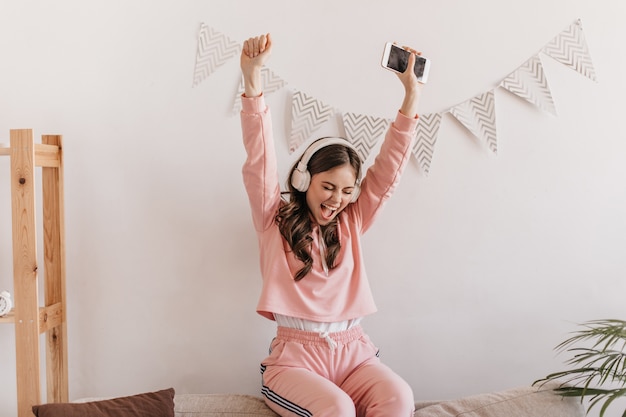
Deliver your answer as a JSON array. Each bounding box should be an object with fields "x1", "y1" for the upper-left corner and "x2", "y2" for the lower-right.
[{"x1": 261, "y1": 385, "x2": 312, "y2": 417}]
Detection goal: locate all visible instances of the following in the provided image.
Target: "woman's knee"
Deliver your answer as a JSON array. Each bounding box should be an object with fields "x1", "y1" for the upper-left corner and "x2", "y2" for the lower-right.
[
  {"x1": 372, "y1": 377, "x2": 415, "y2": 416},
  {"x1": 348, "y1": 365, "x2": 415, "y2": 416},
  {"x1": 317, "y1": 393, "x2": 356, "y2": 417}
]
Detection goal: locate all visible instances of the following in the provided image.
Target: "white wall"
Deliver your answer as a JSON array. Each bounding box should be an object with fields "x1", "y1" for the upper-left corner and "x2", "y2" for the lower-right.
[{"x1": 1, "y1": 1, "x2": 625, "y2": 416}]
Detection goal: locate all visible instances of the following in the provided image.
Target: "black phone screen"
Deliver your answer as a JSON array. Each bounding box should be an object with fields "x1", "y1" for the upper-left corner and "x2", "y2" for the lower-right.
[{"x1": 387, "y1": 44, "x2": 426, "y2": 78}]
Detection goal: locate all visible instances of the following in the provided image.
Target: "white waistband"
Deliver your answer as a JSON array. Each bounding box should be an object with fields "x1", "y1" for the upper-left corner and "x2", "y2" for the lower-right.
[{"x1": 274, "y1": 314, "x2": 362, "y2": 333}]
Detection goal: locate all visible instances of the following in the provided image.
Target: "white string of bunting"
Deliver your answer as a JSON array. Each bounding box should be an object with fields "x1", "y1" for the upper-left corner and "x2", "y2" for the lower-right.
[{"x1": 193, "y1": 19, "x2": 596, "y2": 176}]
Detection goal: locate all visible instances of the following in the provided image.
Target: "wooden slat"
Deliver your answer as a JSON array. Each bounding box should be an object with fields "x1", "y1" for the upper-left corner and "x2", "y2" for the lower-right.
[
  {"x1": 1, "y1": 305, "x2": 65, "y2": 329},
  {"x1": 10, "y1": 129, "x2": 42, "y2": 417},
  {"x1": 0, "y1": 306, "x2": 64, "y2": 328},
  {"x1": 0, "y1": 309, "x2": 15, "y2": 324},
  {"x1": 35, "y1": 143, "x2": 60, "y2": 167},
  {"x1": 39, "y1": 303, "x2": 64, "y2": 334},
  {"x1": 0, "y1": 146, "x2": 10, "y2": 156},
  {"x1": 42, "y1": 134, "x2": 69, "y2": 403}
]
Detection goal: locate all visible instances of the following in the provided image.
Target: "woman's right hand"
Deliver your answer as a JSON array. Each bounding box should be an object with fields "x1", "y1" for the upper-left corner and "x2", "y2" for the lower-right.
[{"x1": 240, "y1": 33, "x2": 272, "y2": 98}]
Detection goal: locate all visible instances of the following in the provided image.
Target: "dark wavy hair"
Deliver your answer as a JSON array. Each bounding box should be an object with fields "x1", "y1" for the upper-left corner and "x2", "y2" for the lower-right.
[{"x1": 275, "y1": 139, "x2": 362, "y2": 281}]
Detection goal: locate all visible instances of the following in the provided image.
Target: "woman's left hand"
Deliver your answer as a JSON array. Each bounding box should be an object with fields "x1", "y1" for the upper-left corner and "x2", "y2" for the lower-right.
[{"x1": 396, "y1": 45, "x2": 423, "y2": 118}]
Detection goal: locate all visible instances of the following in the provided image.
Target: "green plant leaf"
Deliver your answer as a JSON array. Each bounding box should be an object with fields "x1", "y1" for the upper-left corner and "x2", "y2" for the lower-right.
[
  {"x1": 536, "y1": 319, "x2": 626, "y2": 417},
  {"x1": 597, "y1": 388, "x2": 626, "y2": 417}
]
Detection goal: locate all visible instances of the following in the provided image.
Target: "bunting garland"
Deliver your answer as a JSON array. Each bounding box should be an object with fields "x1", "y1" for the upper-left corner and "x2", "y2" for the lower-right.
[
  {"x1": 342, "y1": 113, "x2": 390, "y2": 161},
  {"x1": 289, "y1": 91, "x2": 335, "y2": 154},
  {"x1": 449, "y1": 90, "x2": 498, "y2": 154},
  {"x1": 192, "y1": 24, "x2": 241, "y2": 88},
  {"x1": 412, "y1": 113, "x2": 442, "y2": 175},
  {"x1": 542, "y1": 19, "x2": 597, "y2": 82},
  {"x1": 500, "y1": 55, "x2": 557, "y2": 115},
  {"x1": 195, "y1": 19, "x2": 597, "y2": 175}
]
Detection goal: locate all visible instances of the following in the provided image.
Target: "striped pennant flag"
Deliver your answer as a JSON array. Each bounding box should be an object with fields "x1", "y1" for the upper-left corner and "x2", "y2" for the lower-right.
[
  {"x1": 342, "y1": 112, "x2": 389, "y2": 161},
  {"x1": 232, "y1": 67, "x2": 287, "y2": 114},
  {"x1": 542, "y1": 19, "x2": 597, "y2": 82},
  {"x1": 449, "y1": 90, "x2": 498, "y2": 154},
  {"x1": 289, "y1": 90, "x2": 335, "y2": 154},
  {"x1": 192, "y1": 24, "x2": 241, "y2": 87},
  {"x1": 500, "y1": 54, "x2": 557, "y2": 115},
  {"x1": 412, "y1": 113, "x2": 442, "y2": 175}
]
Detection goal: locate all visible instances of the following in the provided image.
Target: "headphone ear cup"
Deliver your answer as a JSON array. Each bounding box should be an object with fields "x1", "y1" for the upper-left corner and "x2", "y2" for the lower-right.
[{"x1": 291, "y1": 168, "x2": 311, "y2": 192}]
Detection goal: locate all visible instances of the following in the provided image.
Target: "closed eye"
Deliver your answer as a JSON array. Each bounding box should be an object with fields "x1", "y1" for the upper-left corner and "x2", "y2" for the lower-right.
[{"x1": 321, "y1": 181, "x2": 354, "y2": 195}]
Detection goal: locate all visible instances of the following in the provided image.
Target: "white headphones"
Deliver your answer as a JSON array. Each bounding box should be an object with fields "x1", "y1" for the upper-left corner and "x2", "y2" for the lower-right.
[{"x1": 290, "y1": 137, "x2": 361, "y2": 202}]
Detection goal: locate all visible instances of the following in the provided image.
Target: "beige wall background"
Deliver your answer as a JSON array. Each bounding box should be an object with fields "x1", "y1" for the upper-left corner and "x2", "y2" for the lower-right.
[{"x1": 1, "y1": 1, "x2": 625, "y2": 416}]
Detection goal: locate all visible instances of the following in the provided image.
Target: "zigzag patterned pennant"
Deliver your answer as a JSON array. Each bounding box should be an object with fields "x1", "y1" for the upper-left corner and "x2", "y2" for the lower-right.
[
  {"x1": 342, "y1": 112, "x2": 389, "y2": 161},
  {"x1": 542, "y1": 19, "x2": 597, "y2": 82},
  {"x1": 192, "y1": 23, "x2": 241, "y2": 87},
  {"x1": 449, "y1": 90, "x2": 498, "y2": 154},
  {"x1": 232, "y1": 67, "x2": 288, "y2": 114},
  {"x1": 412, "y1": 113, "x2": 442, "y2": 176},
  {"x1": 500, "y1": 54, "x2": 557, "y2": 115},
  {"x1": 289, "y1": 90, "x2": 335, "y2": 154}
]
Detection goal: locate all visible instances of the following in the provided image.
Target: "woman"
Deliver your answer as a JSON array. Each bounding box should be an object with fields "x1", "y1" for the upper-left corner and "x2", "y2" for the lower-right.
[{"x1": 240, "y1": 33, "x2": 423, "y2": 417}]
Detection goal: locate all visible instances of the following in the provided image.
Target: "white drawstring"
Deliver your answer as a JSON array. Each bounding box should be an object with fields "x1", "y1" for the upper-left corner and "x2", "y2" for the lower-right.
[{"x1": 318, "y1": 331, "x2": 338, "y2": 350}]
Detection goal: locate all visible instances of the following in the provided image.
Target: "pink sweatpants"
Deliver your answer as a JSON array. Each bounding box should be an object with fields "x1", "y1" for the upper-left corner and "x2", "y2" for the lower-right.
[{"x1": 260, "y1": 326, "x2": 415, "y2": 417}]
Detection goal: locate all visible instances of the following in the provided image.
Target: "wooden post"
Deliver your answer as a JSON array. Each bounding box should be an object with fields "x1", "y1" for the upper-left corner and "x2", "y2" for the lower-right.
[
  {"x1": 10, "y1": 129, "x2": 41, "y2": 417},
  {"x1": 42, "y1": 134, "x2": 69, "y2": 404}
]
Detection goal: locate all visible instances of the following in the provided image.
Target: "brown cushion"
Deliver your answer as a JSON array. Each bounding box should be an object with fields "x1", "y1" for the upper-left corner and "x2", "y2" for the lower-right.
[{"x1": 32, "y1": 388, "x2": 175, "y2": 417}]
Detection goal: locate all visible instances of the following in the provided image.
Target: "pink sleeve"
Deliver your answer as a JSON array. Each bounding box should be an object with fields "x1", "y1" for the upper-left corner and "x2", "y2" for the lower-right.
[
  {"x1": 240, "y1": 95, "x2": 282, "y2": 232},
  {"x1": 353, "y1": 110, "x2": 418, "y2": 232}
]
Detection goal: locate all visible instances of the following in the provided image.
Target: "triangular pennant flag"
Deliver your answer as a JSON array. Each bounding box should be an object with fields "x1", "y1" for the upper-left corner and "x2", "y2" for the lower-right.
[
  {"x1": 542, "y1": 19, "x2": 597, "y2": 82},
  {"x1": 192, "y1": 24, "x2": 241, "y2": 87},
  {"x1": 232, "y1": 67, "x2": 287, "y2": 114},
  {"x1": 500, "y1": 54, "x2": 557, "y2": 115},
  {"x1": 342, "y1": 112, "x2": 389, "y2": 161},
  {"x1": 289, "y1": 90, "x2": 335, "y2": 154},
  {"x1": 449, "y1": 90, "x2": 498, "y2": 154},
  {"x1": 412, "y1": 113, "x2": 442, "y2": 175}
]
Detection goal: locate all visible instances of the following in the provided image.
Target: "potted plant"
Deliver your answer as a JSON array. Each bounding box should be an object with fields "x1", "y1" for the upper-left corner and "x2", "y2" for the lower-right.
[{"x1": 534, "y1": 319, "x2": 626, "y2": 417}]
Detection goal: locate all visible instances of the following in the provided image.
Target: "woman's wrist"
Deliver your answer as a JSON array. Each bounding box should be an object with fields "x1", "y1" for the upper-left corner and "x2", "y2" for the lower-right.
[
  {"x1": 399, "y1": 88, "x2": 420, "y2": 118},
  {"x1": 243, "y1": 69, "x2": 263, "y2": 97}
]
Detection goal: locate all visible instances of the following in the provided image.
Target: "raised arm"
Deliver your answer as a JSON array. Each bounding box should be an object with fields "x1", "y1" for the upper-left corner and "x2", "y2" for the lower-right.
[
  {"x1": 352, "y1": 45, "x2": 423, "y2": 232},
  {"x1": 240, "y1": 33, "x2": 281, "y2": 233}
]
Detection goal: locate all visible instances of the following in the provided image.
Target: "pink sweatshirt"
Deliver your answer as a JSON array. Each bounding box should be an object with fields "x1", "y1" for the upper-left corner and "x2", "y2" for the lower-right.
[{"x1": 241, "y1": 95, "x2": 418, "y2": 322}]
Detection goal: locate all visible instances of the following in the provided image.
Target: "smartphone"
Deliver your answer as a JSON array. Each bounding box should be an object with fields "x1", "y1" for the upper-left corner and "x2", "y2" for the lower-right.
[{"x1": 381, "y1": 42, "x2": 430, "y2": 83}]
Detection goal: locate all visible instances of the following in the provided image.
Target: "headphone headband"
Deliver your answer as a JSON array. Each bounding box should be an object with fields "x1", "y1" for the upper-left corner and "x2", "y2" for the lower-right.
[{"x1": 297, "y1": 137, "x2": 356, "y2": 169}]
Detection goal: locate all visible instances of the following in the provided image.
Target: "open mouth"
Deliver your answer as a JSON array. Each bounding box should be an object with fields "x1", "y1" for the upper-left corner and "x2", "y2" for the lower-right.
[{"x1": 321, "y1": 204, "x2": 338, "y2": 220}]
